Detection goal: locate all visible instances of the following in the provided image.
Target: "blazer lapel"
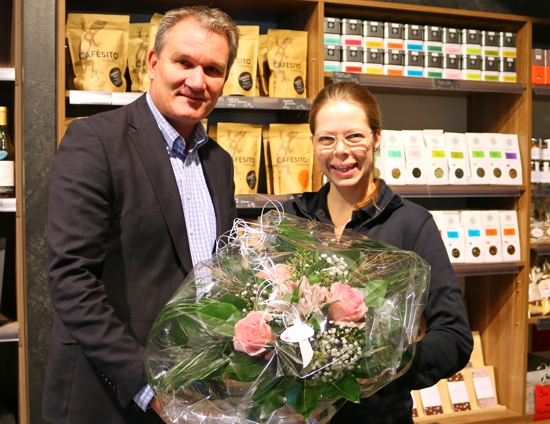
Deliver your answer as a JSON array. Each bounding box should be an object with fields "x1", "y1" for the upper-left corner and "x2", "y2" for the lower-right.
[{"x1": 127, "y1": 96, "x2": 194, "y2": 275}]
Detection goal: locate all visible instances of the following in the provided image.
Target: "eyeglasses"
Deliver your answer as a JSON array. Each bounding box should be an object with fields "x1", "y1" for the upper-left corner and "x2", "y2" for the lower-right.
[{"x1": 310, "y1": 131, "x2": 373, "y2": 150}]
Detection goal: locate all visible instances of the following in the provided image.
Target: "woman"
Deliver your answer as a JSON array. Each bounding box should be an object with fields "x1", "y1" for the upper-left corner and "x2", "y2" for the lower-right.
[{"x1": 283, "y1": 82, "x2": 473, "y2": 423}]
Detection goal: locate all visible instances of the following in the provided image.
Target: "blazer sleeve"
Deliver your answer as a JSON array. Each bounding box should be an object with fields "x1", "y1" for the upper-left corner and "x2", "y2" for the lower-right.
[
  {"x1": 47, "y1": 118, "x2": 148, "y2": 407},
  {"x1": 388, "y1": 215, "x2": 474, "y2": 392}
]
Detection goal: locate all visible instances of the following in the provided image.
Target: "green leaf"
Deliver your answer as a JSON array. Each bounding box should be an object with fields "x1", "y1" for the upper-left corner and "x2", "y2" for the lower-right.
[
  {"x1": 307, "y1": 313, "x2": 325, "y2": 331},
  {"x1": 222, "y1": 352, "x2": 268, "y2": 382},
  {"x1": 357, "y1": 279, "x2": 389, "y2": 307},
  {"x1": 285, "y1": 379, "x2": 321, "y2": 420},
  {"x1": 219, "y1": 293, "x2": 249, "y2": 311},
  {"x1": 322, "y1": 374, "x2": 361, "y2": 403},
  {"x1": 196, "y1": 302, "x2": 242, "y2": 337}
]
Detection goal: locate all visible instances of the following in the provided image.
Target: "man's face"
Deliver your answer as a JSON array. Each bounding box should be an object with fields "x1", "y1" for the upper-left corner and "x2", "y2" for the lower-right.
[{"x1": 148, "y1": 18, "x2": 229, "y2": 139}]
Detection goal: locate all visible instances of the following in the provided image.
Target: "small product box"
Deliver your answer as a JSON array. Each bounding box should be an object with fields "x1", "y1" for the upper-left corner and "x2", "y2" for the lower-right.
[
  {"x1": 443, "y1": 211, "x2": 466, "y2": 263},
  {"x1": 542, "y1": 138, "x2": 550, "y2": 160},
  {"x1": 480, "y1": 210, "x2": 503, "y2": 262},
  {"x1": 402, "y1": 130, "x2": 427, "y2": 184},
  {"x1": 532, "y1": 48, "x2": 545, "y2": 84},
  {"x1": 461, "y1": 54, "x2": 482, "y2": 81},
  {"x1": 461, "y1": 29, "x2": 482, "y2": 55},
  {"x1": 404, "y1": 24, "x2": 424, "y2": 51},
  {"x1": 424, "y1": 25, "x2": 443, "y2": 53},
  {"x1": 340, "y1": 19, "x2": 363, "y2": 47},
  {"x1": 419, "y1": 384, "x2": 444, "y2": 415},
  {"x1": 481, "y1": 31, "x2": 500, "y2": 57},
  {"x1": 430, "y1": 210, "x2": 445, "y2": 238},
  {"x1": 531, "y1": 160, "x2": 541, "y2": 184},
  {"x1": 373, "y1": 147, "x2": 385, "y2": 180},
  {"x1": 383, "y1": 22, "x2": 404, "y2": 50},
  {"x1": 542, "y1": 160, "x2": 550, "y2": 184},
  {"x1": 324, "y1": 17, "x2": 341, "y2": 45},
  {"x1": 363, "y1": 21, "x2": 384, "y2": 48},
  {"x1": 443, "y1": 54, "x2": 461, "y2": 80},
  {"x1": 362, "y1": 48, "x2": 383, "y2": 75},
  {"x1": 424, "y1": 52, "x2": 443, "y2": 78},
  {"x1": 404, "y1": 51, "x2": 424, "y2": 77},
  {"x1": 470, "y1": 367, "x2": 500, "y2": 409},
  {"x1": 447, "y1": 371, "x2": 472, "y2": 412},
  {"x1": 546, "y1": 50, "x2": 550, "y2": 85},
  {"x1": 443, "y1": 27, "x2": 461, "y2": 54},
  {"x1": 324, "y1": 45, "x2": 341, "y2": 72},
  {"x1": 501, "y1": 133, "x2": 523, "y2": 185},
  {"x1": 445, "y1": 132, "x2": 470, "y2": 184},
  {"x1": 499, "y1": 210, "x2": 521, "y2": 261},
  {"x1": 486, "y1": 133, "x2": 505, "y2": 184},
  {"x1": 382, "y1": 49, "x2": 405, "y2": 76},
  {"x1": 460, "y1": 210, "x2": 485, "y2": 263},
  {"x1": 499, "y1": 57, "x2": 517, "y2": 83},
  {"x1": 465, "y1": 133, "x2": 489, "y2": 184},
  {"x1": 481, "y1": 56, "x2": 500, "y2": 82},
  {"x1": 499, "y1": 31, "x2": 517, "y2": 58},
  {"x1": 424, "y1": 129, "x2": 449, "y2": 185},
  {"x1": 340, "y1": 46, "x2": 362, "y2": 73},
  {"x1": 380, "y1": 130, "x2": 406, "y2": 185},
  {"x1": 531, "y1": 137, "x2": 541, "y2": 161}
]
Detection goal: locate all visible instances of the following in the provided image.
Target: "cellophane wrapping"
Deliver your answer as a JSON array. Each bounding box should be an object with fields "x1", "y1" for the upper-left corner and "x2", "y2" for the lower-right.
[{"x1": 145, "y1": 211, "x2": 430, "y2": 423}]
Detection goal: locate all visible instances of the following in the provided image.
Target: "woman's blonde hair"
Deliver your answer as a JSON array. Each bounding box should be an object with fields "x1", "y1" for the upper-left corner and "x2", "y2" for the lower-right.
[{"x1": 309, "y1": 82, "x2": 383, "y2": 209}]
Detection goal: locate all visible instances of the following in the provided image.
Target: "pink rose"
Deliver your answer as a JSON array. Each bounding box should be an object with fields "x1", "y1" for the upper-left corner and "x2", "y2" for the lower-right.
[
  {"x1": 326, "y1": 282, "x2": 368, "y2": 323},
  {"x1": 256, "y1": 263, "x2": 290, "y2": 284},
  {"x1": 233, "y1": 311, "x2": 276, "y2": 356}
]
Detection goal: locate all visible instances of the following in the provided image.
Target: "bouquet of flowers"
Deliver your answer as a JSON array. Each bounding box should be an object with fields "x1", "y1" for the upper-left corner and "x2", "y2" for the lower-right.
[{"x1": 145, "y1": 211, "x2": 430, "y2": 423}]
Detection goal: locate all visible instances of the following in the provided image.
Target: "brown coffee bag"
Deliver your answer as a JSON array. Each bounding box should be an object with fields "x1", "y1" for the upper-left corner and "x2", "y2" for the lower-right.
[
  {"x1": 269, "y1": 123, "x2": 313, "y2": 194},
  {"x1": 217, "y1": 123, "x2": 263, "y2": 195},
  {"x1": 223, "y1": 26, "x2": 259, "y2": 96},
  {"x1": 128, "y1": 23, "x2": 149, "y2": 92},
  {"x1": 267, "y1": 29, "x2": 308, "y2": 98},
  {"x1": 66, "y1": 14, "x2": 130, "y2": 92}
]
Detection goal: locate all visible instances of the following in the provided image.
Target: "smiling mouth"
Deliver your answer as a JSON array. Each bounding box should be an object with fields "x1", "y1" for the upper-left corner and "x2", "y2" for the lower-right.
[{"x1": 332, "y1": 164, "x2": 356, "y2": 172}]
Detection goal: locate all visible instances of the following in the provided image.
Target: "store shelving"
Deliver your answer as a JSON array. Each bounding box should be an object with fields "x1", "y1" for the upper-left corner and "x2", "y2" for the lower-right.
[{"x1": 54, "y1": 1, "x2": 540, "y2": 422}]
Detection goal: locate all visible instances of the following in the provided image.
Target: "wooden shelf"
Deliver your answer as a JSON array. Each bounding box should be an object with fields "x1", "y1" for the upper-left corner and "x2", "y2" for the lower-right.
[
  {"x1": 530, "y1": 244, "x2": 550, "y2": 255},
  {"x1": 0, "y1": 68, "x2": 15, "y2": 82},
  {"x1": 66, "y1": 91, "x2": 313, "y2": 110},
  {"x1": 0, "y1": 198, "x2": 16, "y2": 212},
  {"x1": 0, "y1": 320, "x2": 19, "y2": 343},
  {"x1": 453, "y1": 262, "x2": 521, "y2": 277},
  {"x1": 329, "y1": 72, "x2": 525, "y2": 96},
  {"x1": 390, "y1": 185, "x2": 522, "y2": 198},
  {"x1": 533, "y1": 84, "x2": 550, "y2": 96}
]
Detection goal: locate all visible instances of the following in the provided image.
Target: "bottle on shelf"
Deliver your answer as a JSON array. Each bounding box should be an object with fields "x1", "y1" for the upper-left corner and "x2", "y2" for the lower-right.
[{"x1": 0, "y1": 107, "x2": 15, "y2": 198}]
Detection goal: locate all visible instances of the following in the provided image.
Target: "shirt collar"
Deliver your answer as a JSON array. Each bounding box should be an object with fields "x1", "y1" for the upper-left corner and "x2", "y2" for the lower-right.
[{"x1": 146, "y1": 91, "x2": 208, "y2": 155}]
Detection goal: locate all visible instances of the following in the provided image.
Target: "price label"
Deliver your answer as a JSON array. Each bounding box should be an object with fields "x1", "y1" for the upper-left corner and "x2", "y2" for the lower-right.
[
  {"x1": 278, "y1": 98, "x2": 309, "y2": 110},
  {"x1": 434, "y1": 79, "x2": 460, "y2": 90},
  {"x1": 333, "y1": 72, "x2": 360, "y2": 84},
  {"x1": 225, "y1": 97, "x2": 254, "y2": 109},
  {"x1": 535, "y1": 385, "x2": 550, "y2": 421}
]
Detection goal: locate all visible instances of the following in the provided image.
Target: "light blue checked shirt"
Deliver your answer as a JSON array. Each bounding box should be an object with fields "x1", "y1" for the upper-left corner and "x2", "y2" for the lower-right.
[{"x1": 134, "y1": 93, "x2": 217, "y2": 411}]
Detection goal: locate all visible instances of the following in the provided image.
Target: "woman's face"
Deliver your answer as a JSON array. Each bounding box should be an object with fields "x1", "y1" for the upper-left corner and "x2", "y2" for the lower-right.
[{"x1": 313, "y1": 101, "x2": 380, "y2": 192}]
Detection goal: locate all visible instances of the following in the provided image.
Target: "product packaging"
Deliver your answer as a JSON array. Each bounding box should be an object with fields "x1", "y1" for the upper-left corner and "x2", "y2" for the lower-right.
[{"x1": 461, "y1": 210, "x2": 485, "y2": 263}]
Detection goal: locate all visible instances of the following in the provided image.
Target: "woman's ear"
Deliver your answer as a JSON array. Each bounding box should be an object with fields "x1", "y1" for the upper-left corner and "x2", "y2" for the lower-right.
[{"x1": 373, "y1": 130, "x2": 382, "y2": 151}]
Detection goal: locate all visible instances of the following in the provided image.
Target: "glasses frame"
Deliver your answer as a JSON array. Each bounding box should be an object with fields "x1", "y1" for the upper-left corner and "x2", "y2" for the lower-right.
[{"x1": 310, "y1": 131, "x2": 374, "y2": 150}]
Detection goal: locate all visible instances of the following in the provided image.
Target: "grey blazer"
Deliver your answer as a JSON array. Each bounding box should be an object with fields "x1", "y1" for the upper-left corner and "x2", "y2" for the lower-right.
[{"x1": 43, "y1": 94, "x2": 236, "y2": 424}]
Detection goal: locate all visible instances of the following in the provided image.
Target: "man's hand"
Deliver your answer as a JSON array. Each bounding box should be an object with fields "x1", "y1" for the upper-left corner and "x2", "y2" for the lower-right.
[{"x1": 149, "y1": 395, "x2": 164, "y2": 419}]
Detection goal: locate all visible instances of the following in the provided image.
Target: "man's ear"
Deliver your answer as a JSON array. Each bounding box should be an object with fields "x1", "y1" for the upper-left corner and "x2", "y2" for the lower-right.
[{"x1": 147, "y1": 49, "x2": 158, "y2": 81}]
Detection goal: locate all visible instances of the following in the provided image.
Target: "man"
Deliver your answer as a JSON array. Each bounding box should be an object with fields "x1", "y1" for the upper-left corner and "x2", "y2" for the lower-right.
[{"x1": 43, "y1": 6, "x2": 239, "y2": 423}]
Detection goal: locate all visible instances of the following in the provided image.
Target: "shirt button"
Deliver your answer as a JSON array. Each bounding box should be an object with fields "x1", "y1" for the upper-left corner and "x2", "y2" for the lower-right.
[
  {"x1": 190, "y1": 230, "x2": 194, "y2": 235},
  {"x1": 187, "y1": 195, "x2": 191, "y2": 200}
]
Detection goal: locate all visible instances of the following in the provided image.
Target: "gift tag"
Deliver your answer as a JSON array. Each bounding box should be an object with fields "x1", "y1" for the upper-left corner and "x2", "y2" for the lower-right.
[
  {"x1": 281, "y1": 323, "x2": 315, "y2": 369},
  {"x1": 535, "y1": 384, "x2": 550, "y2": 420}
]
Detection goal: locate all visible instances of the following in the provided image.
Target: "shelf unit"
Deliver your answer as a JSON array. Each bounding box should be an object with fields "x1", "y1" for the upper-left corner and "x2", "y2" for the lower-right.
[
  {"x1": 0, "y1": 0, "x2": 27, "y2": 423},
  {"x1": 55, "y1": 0, "x2": 542, "y2": 422}
]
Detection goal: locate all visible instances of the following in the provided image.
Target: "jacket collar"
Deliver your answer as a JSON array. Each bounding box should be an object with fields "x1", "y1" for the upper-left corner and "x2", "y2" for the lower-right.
[{"x1": 293, "y1": 179, "x2": 403, "y2": 230}]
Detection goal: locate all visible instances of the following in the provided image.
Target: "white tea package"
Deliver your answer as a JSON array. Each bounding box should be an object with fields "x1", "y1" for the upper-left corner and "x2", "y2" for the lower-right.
[
  {"x1": 498, "y1": 210, "x2": 520, "y2": 261},
  {"x1": 442, "y1": 211, "x2": 465, "y2": 263},
  {"x1": 501, "y1": 133, "x2": 523, "y2": 185},
  {"x1": 402, "y1": 130, "x2": 427, "y2": 184},
  {"x1": 380, "y1": 130, "x2": 405, "y2": 185},
  {"x1": 486, "y1": 133, "x2": 506, "y2": 184},
  {"x1": 445, "y1": 132, "x2": 470, "y2": 184},
  {"x1": 480, "y1": 210, "x2": 503, "y2": 262},
  {"x1": 460, "y1": 210, "x2": 485, "y2": 263},
  {"x1": 423, "y1": 129, "x2": 449, "y2": 184},
  {"x1": 465, "y1": 133, "x2": 489, "y2": 184}
]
